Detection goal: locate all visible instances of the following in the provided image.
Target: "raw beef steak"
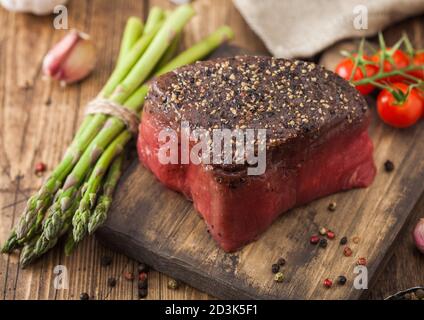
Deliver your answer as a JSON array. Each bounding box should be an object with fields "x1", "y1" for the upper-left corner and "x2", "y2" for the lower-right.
[{"x1": 137, "y1": 56, "x2": 376, "y2": 252}]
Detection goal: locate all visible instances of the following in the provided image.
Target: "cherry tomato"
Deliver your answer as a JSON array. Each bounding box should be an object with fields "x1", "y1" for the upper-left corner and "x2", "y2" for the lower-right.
[
  {"x1": 377, "y1": 83, "x2": 423, "y2": 128},
  {"x1": 408, "y1": 52, "x2": 424, "y2": 80},
  {"x1": 335, "y1": 56, "x2": 378, "y2": 95},
  {"x1": 371, "y1": 49, "x2": 410, "y2": 82}
]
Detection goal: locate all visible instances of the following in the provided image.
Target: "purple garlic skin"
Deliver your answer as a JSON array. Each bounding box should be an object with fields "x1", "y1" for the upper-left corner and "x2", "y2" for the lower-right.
[
  {"x1": 42, "y1": 30, "x2": 96, "y2": 85},
  {"x1": 413, "y1": 218, "x2": 424, "y2": 254}
]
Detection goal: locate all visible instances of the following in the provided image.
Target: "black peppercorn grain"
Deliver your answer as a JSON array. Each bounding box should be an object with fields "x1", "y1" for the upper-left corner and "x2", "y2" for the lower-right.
[
  {"x1": 337, "y1": 275, "x2": 347, "y2": 285},
  {"x1": 319, "y1": 238, "x2": 328, "y2": 248},
  {"x1": 384, "y1": 160, "x2": 394, "y2": 172},
  {"x1": 80, "y1": 292, "x2": 89, "y2": 300},
  {"x1": 340, "y1": 236, "x2": 348, "y2": 245},
  {"x1": 271, "y1": 264, "x2": 280, "y2": 274}
]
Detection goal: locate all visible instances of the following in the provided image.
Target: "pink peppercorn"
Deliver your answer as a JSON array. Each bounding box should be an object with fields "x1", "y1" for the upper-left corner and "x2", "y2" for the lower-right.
[
  {"x1": 323, "y1": 278, "x2": 333, "y2": 288},
  {"x1": 327, "y1": 230, "x2": 336, "y2": 239},
  {"x1": 310, "y1": 235, "x2": 320, "y2": 245},
  {"x1": 35, "y1": 162, "x2": 47, "y2": 175},
  {"x1": 343, "y1": 246, "x2": 353, "y2": 257}
]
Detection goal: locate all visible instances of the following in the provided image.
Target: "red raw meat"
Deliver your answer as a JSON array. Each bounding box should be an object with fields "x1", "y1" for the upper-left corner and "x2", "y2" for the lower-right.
[{"x1": 137, "y1": 56, "x2": 376, "y2": 252}]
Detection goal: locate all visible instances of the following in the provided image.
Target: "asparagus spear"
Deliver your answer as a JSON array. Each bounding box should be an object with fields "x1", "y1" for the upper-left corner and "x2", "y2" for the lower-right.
[
  {"x1": 116, "y1": 17, "x2": 144, "y2": 67},
  {"x1": 20, "y1": 187, "x2": 83, "y2": 268},
  {"x1": 19, "y1": 239, "x2": 38, "y2": 269},
  {"x1": 72, "y1": 132, "x2": 131, "y2": 242},
  {"x1": 100, "y1": 21, "x2": 164, "y2": 98},
  {"x1": 88, "y1": 154, "x2": 124, "y2": 234},
  {"x1": 13, "y1": 116, "x2": 103, "y2": 241},
  {"x1": 41, "y1": 6, "x2": 195, "y2": 242},
  {"x1": 3, "y1": 8, "x2": 190, "y2": 250},
  {"x1": 110, "y1": 4, "x2": 196, "y2": 103},
  {"x1": 1, "y1": 232, "x2": 18, "y2": 253},
  {"x1": 156, "y1": 32, "x2": 181, "y2": 70},
  {"x1": 143, "y1": 7, "x2": 164, "y2": 35},
  {"x1": 2, "y1": 18, "x2": 151, "y2": 250}
]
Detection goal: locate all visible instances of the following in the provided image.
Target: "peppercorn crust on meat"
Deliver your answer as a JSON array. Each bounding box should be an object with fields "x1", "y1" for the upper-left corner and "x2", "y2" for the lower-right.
[{"x1": 138, "y1": 56, "x2": 376, "y2": 252}]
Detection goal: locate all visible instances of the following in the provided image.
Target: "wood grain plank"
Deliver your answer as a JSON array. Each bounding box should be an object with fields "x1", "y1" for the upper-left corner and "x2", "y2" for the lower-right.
[{"x1": 1, "y1": 0, "x2": 422, "y2": 301}]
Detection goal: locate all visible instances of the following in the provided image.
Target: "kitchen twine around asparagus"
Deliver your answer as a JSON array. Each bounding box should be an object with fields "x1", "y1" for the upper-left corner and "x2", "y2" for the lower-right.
[{"x1": 85, "y1": 98, "x2": 140, "y2": 135}]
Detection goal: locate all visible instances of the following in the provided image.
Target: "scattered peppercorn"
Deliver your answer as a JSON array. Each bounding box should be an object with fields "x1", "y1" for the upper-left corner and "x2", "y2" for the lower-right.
[
  {"x1": 319, "y1": 227, "x2": 327, "y2": 235},
  {"x1": 328, "y1": 202, "x2": 337, "y2": 211},
  {"x1": 274, "y1": 272, "x2": 284, "y2": 283},
  {"x1": 139, "y1": 272, "x2": 148, "y2": 282},
  {"x1": 277, "y1": 258, "x2": 286, "y2": 266},
  {"x1": 123, "y1": 271, "x2": 134, "y2": 281},
  {"x1": 79, "y1": 292, "x2": 89, "y2": 300},
  {"x1": 310, "y1": 235, "x2": 320, "y2": 245},
  {"x1": 357, "y1": 257, "x2": 367, "y2": 266},
  {"x1": 138, "y1": 279, "x2": 148, "y2": 290},
  {"x1": 138, "y1": 288, "x2": 148, "y2": 299},
  {"x1": 34, "y1": 162, "x2": 47, "y2": 175},
  {"x1": 384, "y1": 160, "x2": 395, "y2": 172},
  {"x1": 107, "y1": 277, "x2": 117, "y2": 287},
  {"x1": 271, "y1": 264, "x2": 280, "y2": 274},
  {"x1": 319, "y1": 238, "x2": 328, "y2": 248},
  {"x1": 337, "y1": 275, "x2": 347, "y2": 285},
  {"x1": 326, "y1": 230, "x2": 335, "y2": 239},
  {"x1": 343, "y1": 246, "x2": 353, "y2": 257},
  {"x1": 100, "y1": 255, "x2": 113, "y2": 267},
  {"x1": 138, "y1": 263, "x2": 149, "y2": 273},
  {"x1": 323, "y1": 278, "x2": 332, "y2": 288},
  {"x1": 352, "y1": 236, "x2": 360, "y2": 244},
  {"x1": 340, "y1": 236, "x2": 348, "y2": 245},
  {"x1": 167, "y1": 279, "x2": 180, "y2": 290}
]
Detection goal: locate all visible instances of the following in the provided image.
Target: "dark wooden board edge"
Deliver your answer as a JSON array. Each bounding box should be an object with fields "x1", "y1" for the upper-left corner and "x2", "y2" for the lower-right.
[{"x1": 360, "y1": 191, "x2": 424, "y2": 299}]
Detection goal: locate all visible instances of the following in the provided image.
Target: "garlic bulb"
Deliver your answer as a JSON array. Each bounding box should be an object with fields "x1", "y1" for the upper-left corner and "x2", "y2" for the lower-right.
[
  {"x1": 0, "y1": 0, "x2": 68, "y2": 15},
  {"x1": 43, "y1": 30, "x2": 97, "y2": 85}
]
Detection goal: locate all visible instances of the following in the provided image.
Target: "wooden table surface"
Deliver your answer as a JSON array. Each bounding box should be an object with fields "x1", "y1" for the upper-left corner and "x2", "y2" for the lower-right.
[{"x1": 0, "y1": 0, "x2": 422, "y2": 300}]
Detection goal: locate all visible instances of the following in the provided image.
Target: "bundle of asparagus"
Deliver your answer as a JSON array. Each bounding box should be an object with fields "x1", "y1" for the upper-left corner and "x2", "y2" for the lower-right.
[{"x1": 2, "y1": 4, "x2": 234, "y2": 267}]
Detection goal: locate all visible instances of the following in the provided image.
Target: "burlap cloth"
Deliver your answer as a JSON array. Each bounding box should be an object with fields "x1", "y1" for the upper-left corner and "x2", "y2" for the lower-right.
[{"x1": 233, "y1": 0, "x2": 424, "y2": 58}]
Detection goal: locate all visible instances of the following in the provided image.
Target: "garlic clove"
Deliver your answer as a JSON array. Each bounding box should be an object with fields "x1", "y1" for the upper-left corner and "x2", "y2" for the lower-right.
[
  {"x1": 42, "y1": 30, "x2": 96, "y2": 85},
  {"x1": 412, "y1": 218, "x2": 424, "y2": 254},
  {"x1": 1, "y1": 0, "x2": 68, "y2": 15}
]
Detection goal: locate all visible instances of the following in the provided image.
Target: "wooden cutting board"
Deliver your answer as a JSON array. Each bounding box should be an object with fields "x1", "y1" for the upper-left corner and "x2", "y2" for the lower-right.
[{"x1": 96, "y1": 42, "x2": 424, "y2": 299}]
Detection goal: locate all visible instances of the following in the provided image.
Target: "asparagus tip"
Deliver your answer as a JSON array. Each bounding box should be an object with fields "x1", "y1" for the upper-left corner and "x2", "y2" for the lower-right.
[
  {"x1": 72, "y1": 209, "x2": 90, "y2": 243},
  {"x1": 1, "y1": 233, "x2": 19, "y2": 254}
]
